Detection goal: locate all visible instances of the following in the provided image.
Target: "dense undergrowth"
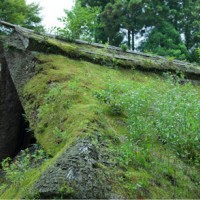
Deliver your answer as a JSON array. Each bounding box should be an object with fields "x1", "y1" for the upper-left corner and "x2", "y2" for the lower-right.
[
  {"x1": 96, "y1": 74, "x2": 200, "y2": 164},
  {"x1": 95, "y1": 73, "x2": 200, "y2": 198},
  {"x1": 0, "y1": 53, "x2": 200, "y2": 198}
]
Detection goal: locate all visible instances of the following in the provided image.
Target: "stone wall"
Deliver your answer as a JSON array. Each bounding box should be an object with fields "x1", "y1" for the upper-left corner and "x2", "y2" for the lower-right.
[{"x1": 0, "y1": 41, "x2": 32, "y2": 160}]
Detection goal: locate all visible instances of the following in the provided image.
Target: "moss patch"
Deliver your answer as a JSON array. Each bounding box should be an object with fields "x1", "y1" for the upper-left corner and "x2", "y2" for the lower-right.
[{"x1": 22, "y1": 54, "x2": 156, "y2": 156}]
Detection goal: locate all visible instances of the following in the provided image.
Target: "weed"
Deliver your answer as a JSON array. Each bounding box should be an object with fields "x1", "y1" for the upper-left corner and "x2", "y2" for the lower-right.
[
  {"x1": 59, "y1": 183, "x2": 75, "y2": 199},
  {"x1": 0, "y1": 184, "x2": 7, "y2": 194},
  {"x1": 121, "y1": 44, "x2": 128, "y2": 52},
  {"x1": 167, "y1": 56, "x2": 175, "y2": 62},
  {"x1": 104, "y1": 42, "x2": 109, "y2": 51},
  {"x1": 95, "y1": 73, "x2": 200, "y2": 198},
  {"x1": 1, "y1": 147, "x2": 48, "y2": 185},
  {"x1": 53, "y1": 127, "x2": 68, "y2": 140}
]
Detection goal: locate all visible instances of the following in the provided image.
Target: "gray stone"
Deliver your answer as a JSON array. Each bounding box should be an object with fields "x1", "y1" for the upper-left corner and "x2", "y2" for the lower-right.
[
  {"x1": 34, "y1": 136, "x2": 117, "y2": 199},
  {"x1": 0, "y1": 43, "x2": 32, "y2": 160}
]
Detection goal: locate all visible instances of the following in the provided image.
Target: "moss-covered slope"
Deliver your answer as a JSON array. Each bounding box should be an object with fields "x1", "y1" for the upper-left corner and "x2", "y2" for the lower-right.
[
  {"x1": 0, "y1": 52, "x2": 200, "y2": 199},
  {"x1": 0, "y1": 24, "x2": 200, "y2": 199}
]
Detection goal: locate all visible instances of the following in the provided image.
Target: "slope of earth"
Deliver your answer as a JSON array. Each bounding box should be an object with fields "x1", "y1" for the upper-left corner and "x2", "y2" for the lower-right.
[
  {"x1": 0, "y1": 53, "x2": 200, "y2": 199},
  {"x1": 0, "y1": 22, "x2": 200, "y2": 199}
]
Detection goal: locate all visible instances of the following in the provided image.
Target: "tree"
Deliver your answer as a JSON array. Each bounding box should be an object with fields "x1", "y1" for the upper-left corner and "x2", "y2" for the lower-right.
[
  {"x1": 101, "y1": 2, "x2": 123, "y2": 46},
  {"x1": 142, "y1": 0, "x2": 168, "y2": 27},
  {"x1": 101, "y1": 0, "x2": 144, "y2": 49},
  {"x1": 57, "y1": 2, "x2": 101, "y2": 42},
  {"x1": 138, "y1": 0, "x2": 200, "y2": 61},
  {"x1": 123, "y1": 0, "x2": 144, "y2": 50},
  {"x1": 80, "y1": 0, "x2": 114, "y2": 9},
  {"x1": 165, "y1": 0, "x2": 182, "y2": 30},
  {"x1": 0, "y1": 0, "x2": 43, "y2": 30},
  {"x1": 144, "y1": 0, "x2": 200, "y2": 50},
  {"x1": 78, "y1": 0, "x2": 114, "y2": 43},
  {"x1": 139, "y1": 22, "x2": 188, "y2": 59},
  {"x1": 24, "y1": 3, "x2": 43, "y2": 31},
  {"x1": 58, "y1": 0, "x2": 200, "y2": 61},
  {"x1": 180, "y1": 0, "x2": 200, "y2": 50}
]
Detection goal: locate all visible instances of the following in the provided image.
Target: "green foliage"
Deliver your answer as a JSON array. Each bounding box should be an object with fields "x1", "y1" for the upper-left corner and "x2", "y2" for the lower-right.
[
  {"x1": 58, "y1": 183, "x2": 75, "y2": 199},
  {"x1": 121, "y1": 44, "x2": 128, "y2": 52},
  {"x1": 0, "y1": 184, "x2": 7, "y2": 194},
  {"x1": 104, "y1": 41, "x2": 109, "y2": 50},
  {"x1": 99, "y1": 0, "x2": 144, "y2": 48},
  {"x1": 187, "y1": 47, "x2": 200, "y2": 63},
  {"x1": 94, "y1": 82, "x2": 124, "y2": 115},
  {"x1": 96, "y1": 74, "x2": 200, "y2": 165},
  {"x1": 197, "y1": 48, "x2": 200, "y2": 59},
  {"x1": 100, "y1": 2, "x2": 123, "y2": 46},
  {"x1": 78, "y1": 0, "x2": 200, "y2": 61},
  {"x1": 1, "y1": 146, "x2": 48, "y2": 185},
  {"x1": 94, "y1": 73, "x2": 200, "y2": 197},
  {"x1": 0, "y1": 0, "x2": 43, "y2": 30},
  {"x1": 79, "y1": 0, "x2": 112, "y2": 8},
  {"x1": 53, "y1": 127, "x2": 68, "y2": 140},
  {"x1": 140, "y1": 22, "x2": 188, "y2": 60},
  {"x1": 3, "y1": 52, "x2": 200, "y2": 199},
  {"x1": 57, "y1": 2, "x2": 101, "y2": 42}
]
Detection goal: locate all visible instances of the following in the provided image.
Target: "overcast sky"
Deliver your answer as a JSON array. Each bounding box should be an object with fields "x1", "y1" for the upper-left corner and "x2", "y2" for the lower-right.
[{"x1": 26, "y1": 0, "x2": 75, "y2": 28}]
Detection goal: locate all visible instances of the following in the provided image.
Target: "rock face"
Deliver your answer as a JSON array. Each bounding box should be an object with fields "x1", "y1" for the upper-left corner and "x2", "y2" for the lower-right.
[
  {"x1": 34, "y1": 135, "x2": 118, "y2": 199},
  {"x1": 0, "y1": 42, "x2": 32, "y2": 160}
]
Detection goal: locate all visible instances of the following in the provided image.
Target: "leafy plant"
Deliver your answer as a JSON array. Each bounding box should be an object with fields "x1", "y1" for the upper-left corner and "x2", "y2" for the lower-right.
[
  {"x1": 58, "y1": 183, "x2": 75, "y2": 199},
  {"x1": 94, "y1": 82, "x2": 125, "y2": 115},
  {"x1": 0, "y1": 184, "x2": 7, "y2": 194},
  {"x1": 104, "y1": 42, "x2": 109, "y2": 51},
  {"x1": 1, "y1": 147, "x2": 48, "y2": 185},
  {"x1": 96, "y1": 74, "x2": 200, "y2": 166},
  {"x1": 121, "y1": 44, "x2": 128, "y2": 52},
  {"x1": 53, "y1": 127, "x2": 68, "y2": 140}
]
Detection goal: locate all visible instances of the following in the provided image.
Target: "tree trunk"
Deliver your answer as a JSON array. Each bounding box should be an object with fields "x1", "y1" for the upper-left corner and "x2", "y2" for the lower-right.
[
  {"x1": 183, "y1": 0, "x2": 191, "y2": 50},
  {"x1": 128, "y1": 29, "x2": 131, "y2": 49},
  {"x1": 131, "y1": 30, "x2": 135, "y2": 51},
  {"x1": 185, "y1": 25, "x2": 191, "y2": 50}
]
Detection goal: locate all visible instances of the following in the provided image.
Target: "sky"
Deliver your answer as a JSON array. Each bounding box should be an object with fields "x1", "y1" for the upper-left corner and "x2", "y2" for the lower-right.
[{"x1": 26, "y1": 0, "x2": 75, "y2": 29}]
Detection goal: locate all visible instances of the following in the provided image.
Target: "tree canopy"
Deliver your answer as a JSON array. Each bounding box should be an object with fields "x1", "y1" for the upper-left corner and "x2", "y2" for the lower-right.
[
  {"x1": 139, "y1": 22, "x2": 188, "y2": 59},
  {"x1": 57, "y1": 0, "x2": 200, "y2": 62},
  {"x1": 57, "y1": 1, "x2": 101, "y2": 42},
  {"x1": 0, "y1": 0, "x2": 43, "y2": 30}
]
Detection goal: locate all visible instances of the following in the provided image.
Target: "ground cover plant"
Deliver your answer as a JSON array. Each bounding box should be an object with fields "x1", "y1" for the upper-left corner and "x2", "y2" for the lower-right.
[{"x1": 95, "y1": 73, "x2": 200, "y2": 198}]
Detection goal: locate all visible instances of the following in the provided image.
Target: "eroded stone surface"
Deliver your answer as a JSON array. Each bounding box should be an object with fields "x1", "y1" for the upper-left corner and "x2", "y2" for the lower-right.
[
  {"x1": 0, "y1": 37, "x2": 34, "y2": 160},
  {"x1": 4, "y1": 32, "x2": 36, "y2": 99},
  {"x1": 0, "y1": 50, "x2": 27, "y2": 160},
  {"x1": 34, "y1": 135, "x2": 118, "y2": 199}
]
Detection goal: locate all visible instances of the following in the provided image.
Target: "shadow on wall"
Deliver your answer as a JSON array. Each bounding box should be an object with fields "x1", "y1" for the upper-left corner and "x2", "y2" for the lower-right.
[{"x1": 0, "y1": 46, "x2": 34, "y2": 161}]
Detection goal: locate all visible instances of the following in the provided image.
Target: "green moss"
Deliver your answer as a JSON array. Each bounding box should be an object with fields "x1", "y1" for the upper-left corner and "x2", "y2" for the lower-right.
[
  {"x1": 1, "y1": 52, "x2": 200, "y2": 199},
  {"x1": 33, "y1": 57, "x2": 114, "y2": 148},
  {"x1": 26, "y1": 33, "x2": 200, "y2": 78},
  {"x1": 23, "y1": 54, "x2": 132, "y2": 155},
  {"x1": 58, "y1": 182, "x2": 75, "y2": 199}
]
